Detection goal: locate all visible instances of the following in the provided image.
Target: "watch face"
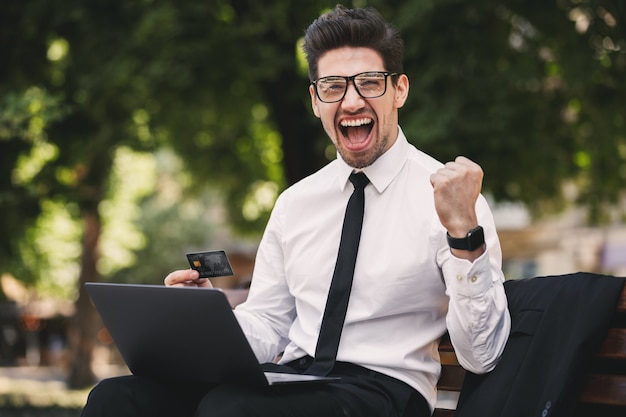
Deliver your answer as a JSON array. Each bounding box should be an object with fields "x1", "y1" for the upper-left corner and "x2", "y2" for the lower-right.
[{"x1": 467, "y1": 226, "x2": 485, "y2": 251}]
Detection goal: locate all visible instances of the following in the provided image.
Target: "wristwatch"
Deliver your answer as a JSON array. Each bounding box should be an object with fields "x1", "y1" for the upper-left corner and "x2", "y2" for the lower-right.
[{"x1": 446, "y1": 226, "x2": 485, "y2": 251}]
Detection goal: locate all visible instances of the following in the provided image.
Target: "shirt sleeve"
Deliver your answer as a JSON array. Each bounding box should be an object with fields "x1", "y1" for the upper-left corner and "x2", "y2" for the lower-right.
[
  {"x1": 437, "y1": 195, "x2": 511, "y2": 374},
  {"x1": 233, "y1": 194, "x2": 295, "y2": 364}
]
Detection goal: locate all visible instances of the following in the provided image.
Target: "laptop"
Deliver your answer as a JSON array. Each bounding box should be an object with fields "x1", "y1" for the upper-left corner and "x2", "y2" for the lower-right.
[{"x1": 85, "y1": 282, "x2": 339, "y2": 386}]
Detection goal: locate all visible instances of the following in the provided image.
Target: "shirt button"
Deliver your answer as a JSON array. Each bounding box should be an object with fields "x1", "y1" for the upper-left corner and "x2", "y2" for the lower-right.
[
  {"x1": 457, "y1": 274, "x2": 464, "y2": 282},
  {"x1": 470, "y1": 275, "x2": 478, "y2": 283}
]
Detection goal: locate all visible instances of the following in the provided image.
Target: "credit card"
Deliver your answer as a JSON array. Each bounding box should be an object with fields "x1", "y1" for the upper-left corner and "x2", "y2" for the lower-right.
[{"x1": 186, "y1": 250, "x2": 234, "y2": 278}]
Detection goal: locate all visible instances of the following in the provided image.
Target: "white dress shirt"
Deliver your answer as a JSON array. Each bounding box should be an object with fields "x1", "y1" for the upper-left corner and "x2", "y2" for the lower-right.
[{"x1": 234, "y1": 127, "x2": 511, "y2": 411}]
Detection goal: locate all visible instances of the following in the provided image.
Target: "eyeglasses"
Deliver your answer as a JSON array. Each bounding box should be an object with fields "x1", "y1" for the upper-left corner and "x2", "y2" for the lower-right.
[{"x1": 311, "y1": 71, "x2": 398, "y2": 103}]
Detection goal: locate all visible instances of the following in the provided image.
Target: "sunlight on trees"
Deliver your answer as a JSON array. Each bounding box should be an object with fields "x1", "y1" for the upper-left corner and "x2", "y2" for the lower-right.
[
  {"x1": 0, "y1": 87, "x2": 65, "y2": 145},
  {"x1": 47, "y1": 38, "x2": 69, "y2": 62},
  {"x1": 13, "y1": 147, "x2": 158, "y2": 298},
  {"x1": 242, "y1": 181, "x2": 280, "y2": 222},
  {"x1": 98, "y1": 147, "x2": 156, "y2": 276},
  {"x1": 21, "y1": 199, "x2": 81, "y2": 298},
  {"x1": 132, "y1": 109, "x2": 154, "y2": 145},
  {"x1": 13, "y1": 141, "x2": 58, "y2": 185}
]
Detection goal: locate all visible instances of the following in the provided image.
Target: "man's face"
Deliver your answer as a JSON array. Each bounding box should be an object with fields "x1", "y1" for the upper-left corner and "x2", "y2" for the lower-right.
[{"x1": 310, "y1": 47, "x2": 409, "y2": 169}]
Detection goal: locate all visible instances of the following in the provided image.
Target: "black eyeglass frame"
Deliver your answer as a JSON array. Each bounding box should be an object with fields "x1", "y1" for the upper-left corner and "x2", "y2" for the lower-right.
[{"x1": 311, "y1": 71, "x2": 399, "y2": 103}]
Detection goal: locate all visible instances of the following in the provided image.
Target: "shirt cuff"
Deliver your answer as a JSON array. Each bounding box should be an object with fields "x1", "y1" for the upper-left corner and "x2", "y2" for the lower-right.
[{"x1": 442, "y1": 249, "x2": 495, "y2": 298}]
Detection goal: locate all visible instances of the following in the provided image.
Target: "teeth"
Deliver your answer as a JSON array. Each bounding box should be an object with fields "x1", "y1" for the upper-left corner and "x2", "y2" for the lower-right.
[{"x1": 340, "y1": 118, "x2": 372, "y2": 127}]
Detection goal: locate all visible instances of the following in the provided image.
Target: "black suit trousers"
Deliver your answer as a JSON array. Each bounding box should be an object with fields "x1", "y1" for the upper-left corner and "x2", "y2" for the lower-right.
[{"x1": 80, "y1": 359, "x2": 430, "y2": 417}]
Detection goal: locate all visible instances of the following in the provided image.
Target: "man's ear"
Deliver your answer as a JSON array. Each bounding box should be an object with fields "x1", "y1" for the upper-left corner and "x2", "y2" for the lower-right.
[
  {"x1": 394, "y1": 74, "x2": 409, "y2": 109},
  {"x1": 310, "y1": 84, "x2": 321, "y2": 118}
]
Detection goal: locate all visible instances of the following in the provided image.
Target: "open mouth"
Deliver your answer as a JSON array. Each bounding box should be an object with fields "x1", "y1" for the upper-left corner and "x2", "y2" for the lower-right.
[{"x1": 339, "y1": 118, "x2": 373, "y2": 148}]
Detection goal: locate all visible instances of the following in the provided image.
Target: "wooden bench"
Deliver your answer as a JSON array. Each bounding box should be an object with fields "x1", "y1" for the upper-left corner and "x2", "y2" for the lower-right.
[
  {"x1": 435, "y1": 283, "x2": 626, "y2": 417},
  {"x1": 223, "y1": 284, "x2": 626, "y2": 416}
]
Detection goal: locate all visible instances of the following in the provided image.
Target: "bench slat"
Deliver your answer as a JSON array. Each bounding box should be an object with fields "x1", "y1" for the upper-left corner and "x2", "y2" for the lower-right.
[
  {"x1": 597, "y1": 328, "x2": 626, "y2": 360},
  {"x1": 579, "y1": 374, "x2": 626, "y2": 406},
  {"x1": 439, "y1": 351, "x2": 460, "y2": 366},
  {"x1": 438, "y1": 364, "x2": 466, "y2": 392},
  {"x1": 616, "y1": 285, "x2": 626, "y2": 313},
  {"x1": 432, "y1": 409, "x2": 456, "y2": 417}
]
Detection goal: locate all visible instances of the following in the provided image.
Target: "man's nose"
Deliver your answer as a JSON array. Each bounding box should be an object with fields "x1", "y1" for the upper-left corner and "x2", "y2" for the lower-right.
[{"x1": 341, "y1": 81, "x2": 365, "y2": 107}]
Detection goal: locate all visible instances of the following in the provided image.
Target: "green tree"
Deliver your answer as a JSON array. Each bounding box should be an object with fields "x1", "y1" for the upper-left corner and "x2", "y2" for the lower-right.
[{"x1": 0, "y1": 0, "x2": 334, "y2": 387}]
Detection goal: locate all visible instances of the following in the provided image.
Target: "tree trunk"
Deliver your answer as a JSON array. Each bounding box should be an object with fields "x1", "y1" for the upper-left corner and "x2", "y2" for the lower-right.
[{"x1": 66, "y1": 208, "x2": 102, "y2": 389}]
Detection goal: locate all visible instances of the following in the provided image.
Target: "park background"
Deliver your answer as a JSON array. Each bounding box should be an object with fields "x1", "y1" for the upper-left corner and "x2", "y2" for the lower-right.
[{"x1": 1, "y1": 0, "x2": 625, "y2": 415}]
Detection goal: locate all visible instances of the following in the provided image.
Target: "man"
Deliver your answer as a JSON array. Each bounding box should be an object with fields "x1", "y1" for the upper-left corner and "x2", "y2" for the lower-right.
[{"x1": 81, "y1": 5, "x2": 510, "y2": 417}]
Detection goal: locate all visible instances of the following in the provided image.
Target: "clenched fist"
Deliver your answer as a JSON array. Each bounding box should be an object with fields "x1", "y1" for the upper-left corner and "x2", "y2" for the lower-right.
[{"x1": 430, "y1": 156, "x2": 485, "y2": 257}]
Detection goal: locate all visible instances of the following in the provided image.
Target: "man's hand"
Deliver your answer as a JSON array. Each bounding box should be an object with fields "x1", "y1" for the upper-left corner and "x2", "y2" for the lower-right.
[
  {"x1": 430, "y1": 156, "x2": 485, "y2": 259},
  {"x1": 164, "y1": 269, "x2": 213, "y2": 288}
]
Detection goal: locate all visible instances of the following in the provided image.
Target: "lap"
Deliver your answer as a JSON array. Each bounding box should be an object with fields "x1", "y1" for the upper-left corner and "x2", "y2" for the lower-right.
[
  {"x1": 81, "y1": 363, "x2": 429, "y2": 417},
  {"x1": 81, "y1": 375, "x2": 213, "y2": 417},
  {"x1": 196, "y1": 382, "x2": 350, "y2": 417}
]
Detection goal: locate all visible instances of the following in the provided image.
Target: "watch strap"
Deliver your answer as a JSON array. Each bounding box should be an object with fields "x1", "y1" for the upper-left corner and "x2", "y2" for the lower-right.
[{"x1": 446, "y1": 226, "x2": 485, "y2": 251}]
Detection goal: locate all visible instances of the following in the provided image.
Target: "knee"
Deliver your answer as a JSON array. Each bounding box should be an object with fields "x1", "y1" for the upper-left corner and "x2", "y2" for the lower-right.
[
  {"x1": 89, "y1": 377, "x2": 132, "y2": 399},
  {"x1": 83, "y1": 376, "x2": 135, "y2": 413},
  {"x1": 195, "y1": 385, "x2": 261, "y2": 417}
]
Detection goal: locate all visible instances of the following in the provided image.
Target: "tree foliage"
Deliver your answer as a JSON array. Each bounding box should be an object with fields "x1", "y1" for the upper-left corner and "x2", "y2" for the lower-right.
[{"x1": 387, "y1": 0, "x2": 626, "y2": 222}]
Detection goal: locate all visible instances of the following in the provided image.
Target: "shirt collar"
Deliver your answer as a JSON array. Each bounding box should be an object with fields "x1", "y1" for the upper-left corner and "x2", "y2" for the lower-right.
[{"x1": 336, "y1": 126, "x2": 410, "y2": 193}]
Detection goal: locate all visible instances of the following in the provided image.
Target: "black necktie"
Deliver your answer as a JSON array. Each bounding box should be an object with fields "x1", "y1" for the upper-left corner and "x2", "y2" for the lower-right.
[{"x1": 306, "y1": 172, "x2": 370, "y2": 376}]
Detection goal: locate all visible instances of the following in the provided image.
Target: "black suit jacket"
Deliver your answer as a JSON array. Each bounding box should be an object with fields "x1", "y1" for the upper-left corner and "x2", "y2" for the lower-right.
[{"x1": 455, "y1": 272, "x2": 625, "y2": 417}]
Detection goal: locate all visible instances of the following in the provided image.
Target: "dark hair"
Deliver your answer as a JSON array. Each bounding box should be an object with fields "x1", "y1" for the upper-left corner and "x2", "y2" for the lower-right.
[{"x1": 303, "y1": 5, "x2": 404, "y2": 81}]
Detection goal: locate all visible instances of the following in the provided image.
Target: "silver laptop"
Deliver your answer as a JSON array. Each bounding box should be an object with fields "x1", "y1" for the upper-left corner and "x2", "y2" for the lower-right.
[{"x1": 85, "y1": 282, "x2": 339, "y2": 386}]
